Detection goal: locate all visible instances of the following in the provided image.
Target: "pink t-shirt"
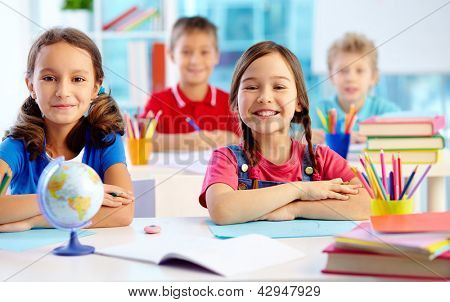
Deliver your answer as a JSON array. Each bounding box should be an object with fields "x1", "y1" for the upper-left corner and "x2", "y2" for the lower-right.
[{"x1": 199, "y1": 140, "x2": 354, "y2": 208}]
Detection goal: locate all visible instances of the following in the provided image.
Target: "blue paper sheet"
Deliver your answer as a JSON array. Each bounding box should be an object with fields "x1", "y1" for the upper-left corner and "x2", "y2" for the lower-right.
[
  {"x1": 0, "y1": 229, "x2": 95, "y2": 252},
  {"x1": 207, "y1": 219, "x2": 357, "y2": 239}
]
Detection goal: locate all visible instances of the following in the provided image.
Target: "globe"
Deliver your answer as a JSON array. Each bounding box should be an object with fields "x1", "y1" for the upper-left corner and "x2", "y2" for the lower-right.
[{"x1": 37, "y1": 157, "x2": 104, "y2": 256}]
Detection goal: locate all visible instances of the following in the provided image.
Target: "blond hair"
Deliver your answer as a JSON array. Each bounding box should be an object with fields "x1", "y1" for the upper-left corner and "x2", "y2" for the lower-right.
[{"x1": 327, "y1": 32, "x2": 378, "y2": 72}]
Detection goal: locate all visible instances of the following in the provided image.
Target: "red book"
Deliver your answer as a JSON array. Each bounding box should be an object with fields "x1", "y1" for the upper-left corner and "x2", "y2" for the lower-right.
[
  {"x1": 359, "y1": 115, "x2": 446, "y2": 136},
  {"x1": 102, "y1": 6, "x2": 138, "y2": 31},
  {"x1": 370, "y1": 211, "x2": 450, "y2": 233},
  {"x1": 151, "y1": 42, "x2": 166, "y2": 93},
  {"x1": 322, "y1": 243, "x2": 450, "y2": 280}
]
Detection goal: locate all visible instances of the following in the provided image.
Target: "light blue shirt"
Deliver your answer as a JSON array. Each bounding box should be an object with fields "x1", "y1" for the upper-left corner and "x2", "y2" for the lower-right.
[
  {"x1": 310, "y1": 95, "x2": 401, "y2": 132},
  {"x1": 0, "y1": 129, "x2": 126, "y2": 195}
]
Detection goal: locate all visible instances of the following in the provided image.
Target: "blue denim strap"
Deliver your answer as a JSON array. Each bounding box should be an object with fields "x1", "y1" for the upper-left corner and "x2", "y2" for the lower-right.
[
  {"x1": 226, "y1": 145, "x2": 250, "y2": 179},
  {"x1": 301, "y1": 144, "x2": 317, "y2": 181}
]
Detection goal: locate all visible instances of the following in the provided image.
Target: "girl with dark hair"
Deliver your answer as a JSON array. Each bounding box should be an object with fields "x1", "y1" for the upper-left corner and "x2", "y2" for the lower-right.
[
  {"x1": 199, "y1": 41, "x2": 370, "y2": 225},
  {"x1": 0, "y1": 27, "x2": 134, "y2": 232}
]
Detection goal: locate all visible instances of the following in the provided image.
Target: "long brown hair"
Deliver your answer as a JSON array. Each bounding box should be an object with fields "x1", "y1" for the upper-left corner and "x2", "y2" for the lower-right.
[
  {"x1": 5, "y1": 27, "x2": 124, "y2": 160},
  {"x1": 229, "y1": 41, "x2": 316, "y2": 169}
]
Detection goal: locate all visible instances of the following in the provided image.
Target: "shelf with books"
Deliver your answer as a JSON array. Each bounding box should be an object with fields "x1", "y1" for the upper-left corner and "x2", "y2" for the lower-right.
[
  {"x1": 100, "y1": 31, "x2": 166, "y2": 40},
  {"x1": 91, "y1": 0, "x2": 176, "y2": 109}
]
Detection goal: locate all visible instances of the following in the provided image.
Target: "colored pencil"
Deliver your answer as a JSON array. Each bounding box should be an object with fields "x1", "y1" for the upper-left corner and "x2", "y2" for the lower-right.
[
  {"x1": 368, "y1": 157, "x2": 388, "y2": 201},
  {"x1": 154, "y1": 110, "x2": 163, "y2": 121},
  {"x1": 344, "y1": 104, "x2": 356, "y2": 133},
  {"x1": 329, "y1": 109, "x2": 337, "y2": 134},
  {"x1": 351, "y1": 167, "x2": 375, "y2": 199},
  {"x1": 359, "y1": 155, "x2": 367, "y2": 169},
  {"x1": 185, "y1": 117, "x2": 200, "y2": 131},
  {"x1": 0, "y1": 172, "x2": 10, "y2": 195},
  {"x1": 132, "y1": 119, "x2": 140, "y2": 138},
  {"x1": 144, "y1": 110, "x2": 163, "y2": 139},
  {"x1": 346, "y1": 115, "x2": 357, "y2": 134},
  {"x1": 124, "y1": 114, "x2": 135, "y2": 139},
  {"x1": 316, "y1": 108, "x2": 328, "y2": 132},
  {"x1": 380, "y1": 149, "x2": 387, "y2": 191},
  {"x1": 389, "y1": 171, "x2": 394, "y2": 199},
  {"x1": 368, "y1": 166, "x2": 382, "y2": 199},
  {"x1": 399, "y1": 165, "x2": 418, "y2": 200},
  {"x1": 145, "y1": 109, "x2": 154, "y2": 119},
  {"x1": 398, "y1": 153, "x2": 402, "y2": 195},
  {"x1": 361, "y1": 172, "x2": 369, "y2": 186},
  {"x1": 392, "y1": 154, "x2": 398, "y2": 200},
  {"x1": 408, "y1": 164, "x2": 432, "y2": 198},
  {"x1": 363, "y1": 153, "x2": 382, "y2": 199}
]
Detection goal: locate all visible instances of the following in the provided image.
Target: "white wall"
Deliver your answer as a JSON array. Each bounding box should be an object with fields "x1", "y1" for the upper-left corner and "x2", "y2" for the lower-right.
[
  {"x1": 0, "y1": 0, "x2": 32, "y2": 135},
  {"x1": 313, "y1": 0, "x2": 450, "y2": 74}
]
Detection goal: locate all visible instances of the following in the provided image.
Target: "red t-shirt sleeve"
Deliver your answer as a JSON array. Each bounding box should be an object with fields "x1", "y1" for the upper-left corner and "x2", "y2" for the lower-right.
[
  {"x1": 315, "y1": 145, "x2": 354, "y2": 182},
  {"x1": 199, "y1": 147, "x2": 238, "y2": 208}
]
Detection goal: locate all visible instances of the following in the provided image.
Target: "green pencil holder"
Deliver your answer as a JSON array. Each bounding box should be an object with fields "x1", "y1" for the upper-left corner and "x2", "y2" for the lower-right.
[{"x1": 370, "y1": 197, "x2": 414, "y2": 216}]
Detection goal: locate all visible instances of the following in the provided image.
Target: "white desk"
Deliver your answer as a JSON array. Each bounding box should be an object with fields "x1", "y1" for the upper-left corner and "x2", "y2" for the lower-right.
[
  {"x1": 1, "y1": 217, "x2": 391, "y2": 281},
  {"x1": 128, "y1": 150, "x2": 449, "y2": 217}
]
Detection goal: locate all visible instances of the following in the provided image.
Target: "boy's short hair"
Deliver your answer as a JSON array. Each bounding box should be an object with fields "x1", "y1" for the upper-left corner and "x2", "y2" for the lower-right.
[
  {"x1": 327, "y1": 32, "x2": 378, "y2": 72},
  {"x1": 169, "y1": 16, "x2": 218, "y2": 51}
]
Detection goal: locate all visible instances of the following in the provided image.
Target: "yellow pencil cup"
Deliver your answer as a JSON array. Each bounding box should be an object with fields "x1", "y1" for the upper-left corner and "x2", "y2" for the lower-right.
[
  {"x1": 370, "y1": 197, "x2": 414, "y2": 216},
  {"x1": 126, "y1": 138, "x2": 152, "y2": 165}
]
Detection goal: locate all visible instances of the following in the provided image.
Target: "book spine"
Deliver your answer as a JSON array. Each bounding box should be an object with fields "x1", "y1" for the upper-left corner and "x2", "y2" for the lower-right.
[
  {"x1": 118, "y1": 8, "x2": 158, "y2": 32},
  {"x1": 102, "y1": 6, "x2": 138, "y2": 31},
  {"x1": 151, "y1": 42, "x2": 166, "y2": 93},
  {"x1": 128, "y1": 41, "x2": 150, "y2": 106}
]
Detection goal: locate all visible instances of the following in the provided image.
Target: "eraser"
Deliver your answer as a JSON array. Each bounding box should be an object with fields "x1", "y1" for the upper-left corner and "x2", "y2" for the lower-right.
[{"x1": 144, "y1": 225, "x2": 161, "y2": 234}]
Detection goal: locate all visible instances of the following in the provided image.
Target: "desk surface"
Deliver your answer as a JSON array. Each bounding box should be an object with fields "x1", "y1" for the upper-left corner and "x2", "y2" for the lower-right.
[{"x1": 0, "y1": 217, "x2": 396, "y2": 281}]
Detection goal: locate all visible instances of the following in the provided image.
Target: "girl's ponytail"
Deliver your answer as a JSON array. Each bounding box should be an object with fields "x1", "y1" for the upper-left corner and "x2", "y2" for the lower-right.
[
  {"x1": 85, "y1": 92, "x2": 124, "y2": 146},
  {"x1": 242, "y1": 121, "x2": 259, "y2": 167},
  {"x1": 300, "y1": 108, "x2": 316, "y2": 170},
  {"x1": 5, "y1": 96, "x2": 46, "y2": 160}
]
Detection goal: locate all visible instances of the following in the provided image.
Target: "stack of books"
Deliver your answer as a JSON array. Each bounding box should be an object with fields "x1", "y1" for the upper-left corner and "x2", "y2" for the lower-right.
[
  {"x1": 102, "y1": 6, "x2": 160, "y2": 32},
  {"x1": 322, "y1": 212, "x2": 450, "y2": 280},
  {"x1": 359, "y1": 115, "x2": 446, "y2": 164}
]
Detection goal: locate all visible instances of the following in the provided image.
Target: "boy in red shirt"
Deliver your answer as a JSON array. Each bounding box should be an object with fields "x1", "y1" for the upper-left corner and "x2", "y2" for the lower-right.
[{"x1": 140, "y1": 16, "x2": 240, "y2": 151}]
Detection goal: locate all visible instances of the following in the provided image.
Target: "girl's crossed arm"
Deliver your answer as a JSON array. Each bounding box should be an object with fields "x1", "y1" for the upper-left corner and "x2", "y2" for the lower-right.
[
  {"x1": 259, "y1": 177, "x2": 371, "y2": 222},
  {"x1": 206, "y1": 178, "x2": 361, "y2": 225},
  {"x1": 0, "y1": 160, "x2": 134, "y2": 232}
]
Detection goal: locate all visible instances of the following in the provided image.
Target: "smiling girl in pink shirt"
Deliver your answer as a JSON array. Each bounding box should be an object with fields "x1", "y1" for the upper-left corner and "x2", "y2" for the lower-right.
[{"x1": 199, "y1": 41, "x2": 371, "y2": 225}]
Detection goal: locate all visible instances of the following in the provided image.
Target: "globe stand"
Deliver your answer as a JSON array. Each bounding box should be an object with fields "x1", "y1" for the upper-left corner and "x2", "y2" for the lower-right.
[{"x1": 53, "y1": 230, "x2": 95, "y2": 256}]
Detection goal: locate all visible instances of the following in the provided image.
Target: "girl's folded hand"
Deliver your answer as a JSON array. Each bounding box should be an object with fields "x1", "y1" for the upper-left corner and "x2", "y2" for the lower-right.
[
  {"x1": 103, "y1": 184, "x2": 134, "y2": 207},
  {"x1": 296, "y1": 178, "x2": 361, "y2": 201}
]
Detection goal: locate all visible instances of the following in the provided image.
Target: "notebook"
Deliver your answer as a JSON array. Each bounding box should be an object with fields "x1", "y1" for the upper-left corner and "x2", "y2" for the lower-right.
[
  {"x1": 96, "y1": 234, "x2": 304, "y2": 277},
  {"x1": 322, "y1": 243, "x2": 450, "y2": 280},
  {"x1": 207, "y1": 219, "x2": 357, "y2": 238},
  {"x1": 370, "y1": 211, "x2": 450, "y2": 233},
  {"x1": 335, "y1": 222, "x2": 450, "y2": 259},
  {"x1": 0, "y1": 229, "x2": 95, "y2": 252},
  {"x1": 359, "y1": 115, "x2": 445, "y2": 136}
]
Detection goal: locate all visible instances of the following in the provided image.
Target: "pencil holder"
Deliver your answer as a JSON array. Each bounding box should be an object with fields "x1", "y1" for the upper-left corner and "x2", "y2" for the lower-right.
[
  {"x1": 126, "y1": 138, "x2": 152, "y2": 165},
  {"x1": 325, "y1": 133, "x2": 350, "y2": 159},
  {"x1": 370, "y1": 197, "x2": 414, "y2": 216}
]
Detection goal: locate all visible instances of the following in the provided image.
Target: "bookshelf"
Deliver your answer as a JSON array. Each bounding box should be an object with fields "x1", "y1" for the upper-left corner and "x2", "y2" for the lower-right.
[{"x1": 90, "y1": 0, "x2": 177, "y2": 111}]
